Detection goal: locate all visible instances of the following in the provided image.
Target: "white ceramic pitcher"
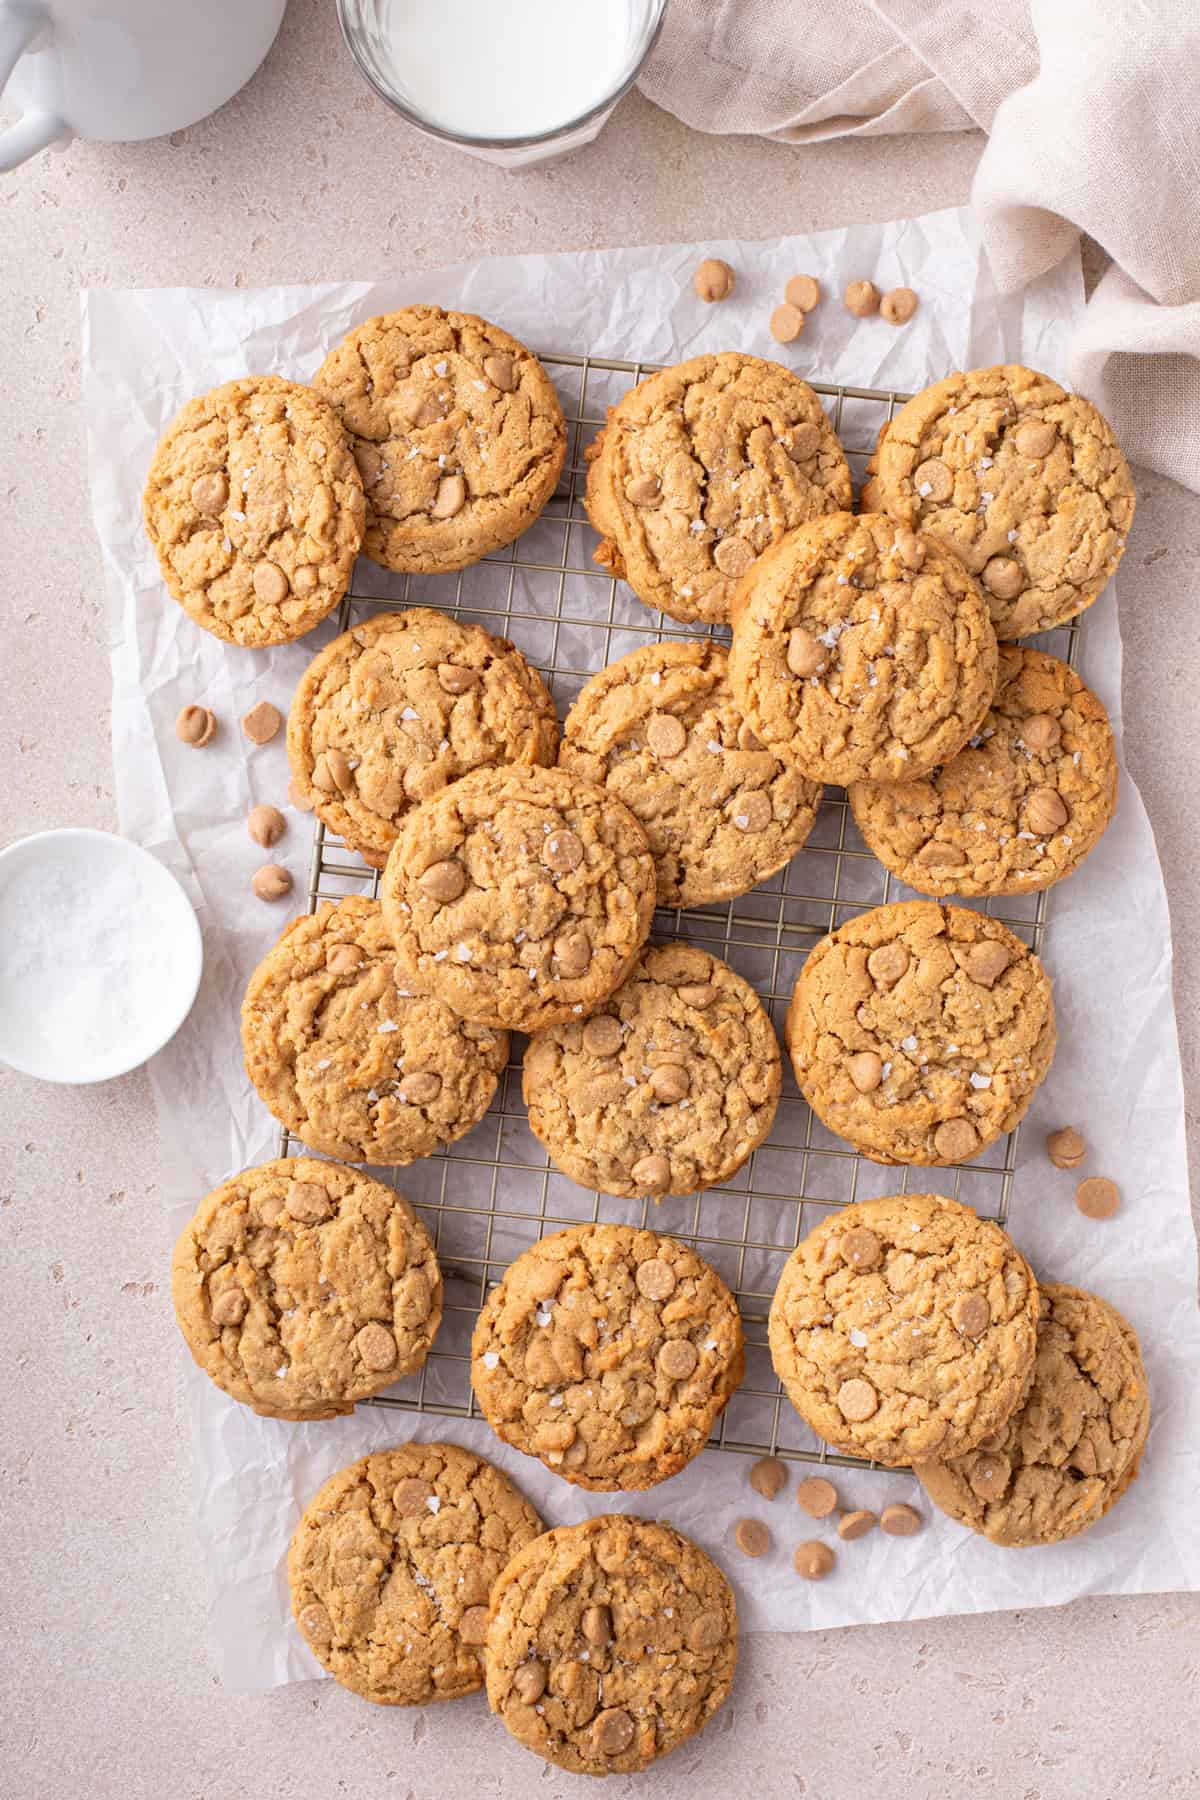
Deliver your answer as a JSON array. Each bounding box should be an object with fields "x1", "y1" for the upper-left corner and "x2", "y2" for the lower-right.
[{"x1": 0, "y1": 0, "x2": 287, "y2": 171}]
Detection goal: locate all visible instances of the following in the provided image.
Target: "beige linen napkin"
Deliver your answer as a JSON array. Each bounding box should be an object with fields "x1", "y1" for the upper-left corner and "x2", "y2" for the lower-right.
[{"x1": 641, "y1": 0, "x2": 1200, "y2": 491}]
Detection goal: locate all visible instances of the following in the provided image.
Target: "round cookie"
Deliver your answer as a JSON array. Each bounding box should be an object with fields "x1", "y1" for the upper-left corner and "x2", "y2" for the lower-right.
[
  {"x1": 522, "y1": 943, "x2": 781, "y2": 1200},
  {"x1": 728, "y1": 511, "x2": 998, "y2": 786},
  {"x1": 785, "y1": 900, "x2": 1056, "y2": 1166},
  {"x1": 767, "y1": 1193, "x2": 1039, "y2": 1466},
  {"x1": 379, "y1": 764, "x2": 656, "y2": 1033},
  {"x1": 288, "y1": 1442, "x2": 542, "y2": 1705},
  {"x1": 241, "y1": 896, "x2": 508, "y2": 1163},
  {"x1": 470, "y1": 1222, "x2": 745, "y2": 1490},
  {"x1": 312, "y1": 305, "x2": 566, "y2": 573},
  {"x1": 171, "y1": 1157, "x2": 442, "y2": 1420},
  {"x1": 585, "y1": 351, "x2": 852, "y2": 626},
  {"x1": 873, "y1": 363, "x2": 1136, "y2": 637},
  {"x1": 485, "y1": 1514, "x2": 737, "y2": 1774},
  {"x1": 143, "y1": 375, "x2": 364, "y2": 647},
  {"x1": 559, "y1": 639, "x2": 821, "y2": 908},
  {"x1": 915, "y1": 1283, "x2": 1149, "y2": 1545},
  {"x1": 849, "y1": 647, "x2": 1118, "y2": 896},
  {"x1": 288, "y1": 607, "x2": 559, "y2": 868}
]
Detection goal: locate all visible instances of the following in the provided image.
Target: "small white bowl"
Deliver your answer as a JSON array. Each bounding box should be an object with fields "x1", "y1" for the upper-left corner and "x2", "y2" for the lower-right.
[{"x1": 0, "y1": 827, "x2": 203, "y2": 1085}]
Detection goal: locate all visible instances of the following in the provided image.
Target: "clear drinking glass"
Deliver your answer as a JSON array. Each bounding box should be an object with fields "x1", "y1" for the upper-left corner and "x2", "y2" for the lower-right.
[{"x1": 336, "y1": 0, "x2": 669, "y2": 168}]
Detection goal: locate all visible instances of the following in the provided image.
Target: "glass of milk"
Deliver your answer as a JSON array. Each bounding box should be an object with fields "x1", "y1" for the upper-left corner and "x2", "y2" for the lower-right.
[{"x1": 336, "y1": 0, "x2": 669, "y2": 166}]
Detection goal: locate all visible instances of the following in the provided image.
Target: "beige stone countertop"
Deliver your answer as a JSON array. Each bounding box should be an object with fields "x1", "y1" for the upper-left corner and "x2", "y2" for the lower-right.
[{"x1": 2, "y1": 3, "x2": 1198, "y2": 1794}]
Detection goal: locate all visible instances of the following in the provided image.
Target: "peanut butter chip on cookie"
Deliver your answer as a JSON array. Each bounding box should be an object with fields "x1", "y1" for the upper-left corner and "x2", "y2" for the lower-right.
[
  {"x1": 750, "y1": 1456, "x2": 788, "y2": 1500},
  {"x1": 735, "y1": 1517, "x2": 772, "y2": 1558},
  {"x1": 969, "y1": 1452, "x2": 1011, "y2": 1499},
  {"x1": 894, "y1": 528, "x2": 925, "y2": 570},
  {"x1": 788, "y1": 421, "x2": 821, "y2": 462},
  {"x1": 1026, "y1": 786, "x2": 1069, "y2": 834},
  {"x1": 867, "y1": 943, "x2": 909, "y2": 988},
  {"x1": 211, "y1": 1287, "x2": 247, "y2": 1327},
  {"x1": 1015, "y1": 419, "x2": 1057, "y2": 458},
  {"x1": 252, "y1": 863, "x2": 292, "y2": 901},
  {"x1": 392, "y1": 1478, "x2": 433, "y2": 1515},
  {"x1": 355, "y1": 1323, "x2": 397, "y2": 1369},
  {"x1": 248, "y1": 804, "x2": 286, "y2": 848},
  {"x1": 484, "y1": 352, "x2": 517, "y2": 392},
  {"x1": 785, "y1": 274, "x2": 821, "y2": 313},
  {"x1": 635, "y1": 1257, "x2": 676, "y2": 1301},
  {"x1": 841, "y1": 1228, "x2": 881, "y2": 1271},
  {"x1": 553, "y1": 930, "x2": 592, "y2": 977},
  {"x1": 688, "y1": 1609, "x2": 726, "y2": 1651},
  {"x1": 659, "y1": 1338, "x2": 699, "y2": 1380},
  {"x1": 1076, "y1": 1176, "x2": 1121, "y2": 1219},
  {"x1": 879, "y1": 1503, "x2": 922, "y2": 1537},
  {"x1": 715, "y1": 534, "x2": 755, "y2": 577},
  {"x1": 176, "y1": 704, "x2": 217, "y2": 747},
  {"x1": 1047, "y1": 1126, "x2": 1086, "y2": 1169},
  {"x1": 190, "y1": 471, "x2": 228, "y2": 515},
  {"x1": 646, "y1": 712, "x2": 687, "y2": 760},
  {"x1": 694, "y1": 258, "x2": 735, "y2": 303},
  {"x1": 796, "y1": 1476, "x2": 838, "y2": 1518},
  {"x1": 933, "y1": 1117, "x2": 979, "y2": 1162},
  {"x1": 847, "y1": 1051, "x2": 883, "y2": 1094},
  {"x1": 914, "y1": 458, "x2": 953, "y2": 502},
  {"x1": 838, "y1": 1509, "x2": 877, "y2": 1540},
  {"x1": 844, "y1": 280, "x2": 880, "y2": 318},
  {"x1": 651, "y1": 1064, "x2": 690, "y2": 1102},
  {"x1": 731, "y1": 791, "x2": 772, "y2": 832},
  {"x1": 241, "y1": 700, "x2": 282, "y2": 745},
  {"x1": 512, "y1": 1660, "x2": 547, "y2": 1704},
  {"x1": 592, "y1": 1708, "x2": 636, "y2": 1758},
  {"x1": 625, "y1": 473, "x2": 662, "y2": 506},
  {"x1": 794, "y1": 1540, "x2": 836, "y2": 1579},
  {"x1": 420, "y1": 859, "x2": 467, "y2": 903},
  {"x1": 677, "y1": 983, "x2": 716, "y2": 1007},
  {"x1": 983, "y1": 556, "x2": 1024, "y2": 599},
  {"x1": 313, "y1": 747, "x2": 354, "y2": 794},
  {"x1": 964, "y1": 941, "x2": 1011, "y2": 987},
  {"x1": 838, "y1": 1378, "x2": 879, "y2": 1422},
  {"x1": 400, "y1": 1071, "x2": 442, "y2": 1105},
  {"x1": 253, "y1": 562, "x2": 289, "y2": 606},
  {"x1": 582, "y1": 1603, "x2": 613, "y2": 1645},
  {"x1": 432, "y1": 474, "x2": 466, "y2": 519},
  {"x1": 770, "y1": 303, "x2": 805, "y2": 345},
  {"x1": 543, "y1": 828, "x2": 584, "y2": 873},
  {"x1": 953, "y1": 1292, "x2": 991, "y2": 1338},
  {"x1": 293, "y1": 565, "x2": 319, "y2": 595},
  {"x1": 880, "y1": 287, "x2": 918, "y2": 325},
  {"x1": 459, "y1": 1606, "x2": 490, "y2": 1647},
  {"x1": 288, "y1": 1182, "x2": 332, "y2": 1223},
  {"x1": 631, "y1": 1153, "x2": 672, "y2": 1193},
  {"x1": 299, "y1": 1603, "x2": 332, "y2": 1646},
  {"x1": 1022, "y1": 712, "x2": 1061, "y2": 753},
  {"x1": 582, "y1": 1014, "x2": 622, "y2": 1057},
  {"x1": 787, "y1": 626, "x2": 824, "y2": 677},
  {"x1": 326, "y1": 942, "x2": 363, "y2": 974},
  {"x1": 436, "y1": 662, "x2": 479, "y2": 694}
]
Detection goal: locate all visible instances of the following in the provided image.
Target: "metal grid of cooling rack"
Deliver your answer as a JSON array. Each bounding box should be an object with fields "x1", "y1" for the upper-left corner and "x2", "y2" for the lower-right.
[{"x1": 278, "y1": 349, "x2": 1083, "y2": 1474}]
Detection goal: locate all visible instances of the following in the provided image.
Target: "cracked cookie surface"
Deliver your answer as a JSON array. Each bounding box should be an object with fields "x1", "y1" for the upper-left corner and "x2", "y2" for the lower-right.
[
  {"x1": 729, "y1": 511, "x2": 998, "y2": 785},
  {"x1": 241, "y1": 896, "x2": 508, "y2": 1163},
  {"x1": 559, "y1": 639, "x2": 821, "y2": 908},
  {"x1": 171, "y1": 1157, "x2": 441, "y2": 1419},
  {"x1": 471, "y1": 1222, "x2": 745, "y2": 1491},
  {"x1": 143, "y1": 375, "x2": 365, "y2": 647},
  {"x1": 380, "y1": 764, "x2": 656, "y2": 1033},
  {"x1": 287, "y1": 607, "x2": 559, "y2": 868},
  {"x1": 785, "y1": 900, "x2": 1056, "y2": 1165},
  {"x1": 522, "y1": 943, "x2": 781, "y2": 1200},
  {"x1": 288, "y1": 1442, "x2": 542, "y2": 1705},
  {"x1": 849, "y1": 647, "x2": 1117, "y2": 896},
  {"x1": 768, "y1": 1193, "x2": 1039, "y2": 1465},
  {"x1": 313, "y1": 305, "x2": 565, "y2": 573},
  {"x1": 874, "y1": 364, "x2": 1135, "y2": 637},
  {"x1": 486, "y1": 1513, "x2": 737, "y2": 1774},
  {"x1": 915, "y1": 1283, "x2": 1149, "y2": 1545},
  {"x1": 585, "y1": 352, "x2": 851, "y2": 626}
]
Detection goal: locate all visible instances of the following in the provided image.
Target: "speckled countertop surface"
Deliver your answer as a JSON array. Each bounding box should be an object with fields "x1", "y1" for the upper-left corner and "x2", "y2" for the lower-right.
[{"x1": 2, "y1": 3, "x2": 1198, "y2": 1794}]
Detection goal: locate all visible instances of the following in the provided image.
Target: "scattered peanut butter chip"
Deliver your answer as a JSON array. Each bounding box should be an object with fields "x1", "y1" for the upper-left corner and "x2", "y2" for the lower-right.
[
  {"x1": 867, "y1": 942, "x2": 909, "y2": 988},
  {"x1": 964, "y1": 940, "x2": 1011, "y2": 987},
  {"x1": 982, "y1": 555, "x2": 1024, "y2": 599},
  {"x1": 735, "y1": 1517, "x2": 772, "y2": 1558},
  {"x1": 635, "y1": 1256, "x2": 676, "y2": 1301},
  {"x1": 326, "y1": 941, "x2": 364, "y2": 974},
  {"x1": 591, "y1": 1707, "x2": 636, "y2": 1757},
  {"x1": 933, "y1": 1117, "x2": 979, "y2": 1162},
  {"x1": 841, "y1": 1228, "x2": 881, "y2": 1272},
  {"x1": 625, "y1": 473, "x2": 661, "y2": 506},
  {"x1": 843, "y1": 279, "x2": 880, "y2": 318},
  {"x1": 631, "y1": 1152, "x2": 671, "y2": 1193},
  {"x1": 484, "y1": 352, "x2": 517, "y2": 392},
  {"x1": 796, "y1": 1476, "x2": 839, "y2": 1518},
  {"x1": 879, "y1": 1503, "x2": 923, "y2": 1538},
  {"x1": 1076, "y1": 1175, "x2": 1121, "y2": 1220},
  {"x1": 392, "y1": 1478, "x2": 433, "y2": 1515},
  {"x1": 287, "y1": 1181, "x2": 332, "y2": 1223},
  {"x1": 794, "y1": 1539, "x2": 836, "y2": 1580},
  {"x1": 769, "y1": 302, "x2": 805, "y2": 344},
  {"x1": 355, "y1": 1322, "x2": 397, "y2": 1370},
  {"x1": 247, "y1": 803, "x2": 286, "y2": 848},
  {"x1": 252, "y1": 863, "x2": 292, "y2": 902},
  {"x1": 582, "y1": 1014, "x2": 622, "y2": 1057},
  {"x1": 784, "y1": 273, "x2": 821, "y2": 313},
  {"x1": 847, "y1": 1051, "x2": 883, "y2": 1094},
  {"x1": 240, "y1": 700, "x2": 282, "y2": 746},
  {"x1": 646, "y1": 712, "x2": 687, "y2": 760},
  {"x1": 512, "y1": 1659, "x2": 547, "y2": 1704},
  {"x1": 1014, "y1": 418, "x2": 1057, "y2": 458},
  {"x1": 952, "y1": 1292, "x2": 991, "y2": 1338},
  {"x1": 582, "y1": 1603, "x2": 613, "y2": 1645},
  {"x1": 968, "y1": 1452, "x2": 1010, "y2": 1499},
  {"x1": 650, "y1": 1063, "x2": 690, "y2": 1102},
  {"x1": 211, "y1": 1287, "x2": 247, "y2": 1326},
  {"x1": 730, "y1": 789, "x2": 772, "y2": 833},
  {"x1": 543, "y1": 827, "x2": 584, "y2": 873},
  {"x1": 459, "y1": 1606, "x2": 490, "y2": 1647},
  {"x1": 658, "y1": 1338, "x2": 699, "y2": 1380},
  {"x1": 299, "y1": 1602, "x2": 332, "y2": 1646},
  {"x1": 252, "y1": 562, "x2": 289, "y2": 606},
  {"x1": 786, "y1": 625, "x2": 823, "y2": 677},
  {"x1": 838, "y1": 1509, "x2": 877, "y2": 1541},
  {"x1": 437, "y1": 661, "x2": 479, "y2": 694},
  {"x1": 191, "y1": 471, "x2": 229, "y2": 515},
  {"x1": 914, "y1": 457, "x2": 953, "y2": 501},
  {"x1": 787, "y1": 421, "x2": 821, "y2": 462},
  {"x1": 175, "y1": 704, "x2": 217, "y2": 747},
  {"x1": 312, "y1": 747, "x2": 354, "y2": 794},
  {"x1": 1022, "y1": 712, "x2": 1061, "y2": 753},
  {"x1": 677, "y1": 982, "x2": 716, "y2": 1008},
  {"x1": 419, "y1": 859, "x2": 466, "y2": 904},
  {"x1": 750, "y1": 1456, "x2": 788, "y2": 1500},
  {"x1": 714, "y1": 533, "x2": 755, "y2": 577},
  {"x1": 553, "y1": 929, "x2": 592, "y2": 977},
  {"x1": 880, "y1": 287, "x2": 918, "y2": 325},
  {"x1": 432, "y1": 473, "x2": 467, "y2": 519},
  {"x1": 1026, "y1": 785, "x2": 1069, "y2": 834},
  {"x1": 693, "y1": 257, "x2": 735, "y2": 303},
  {"x1": 400, "y1": 1071, "x2": 441, "y2": 1105},
  {"x1": 838, "y1": 1377, "x2": 879, "y2": 1423},
  {"x1": 1047, "y1": 1125, "x2": 1086, "y2": 1169},
  {"x1": 287, "y1": 777, "x2": 314, "y2": 813}
]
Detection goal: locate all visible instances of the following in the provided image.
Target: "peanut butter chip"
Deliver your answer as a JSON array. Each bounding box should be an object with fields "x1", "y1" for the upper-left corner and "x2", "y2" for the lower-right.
[
  {"x1": 591, "y1": 1708, "x2": 636, "y2": 1758},
  {"x1": 635, "y1": 1256, "x2": 676, "y2": 1301},
  {"x1": 247, "y1": 803, "x2": 286, "y2": 848},
  {"x1": 191, "y1": 471, "x2": 228, "y2": 515},
  {"x1": 288, "y1": 1181, "x2": 332, "y2": 1223},
  {"x1": 582, "y1": 1603, "x2": 613, "y2": 1645},
  {"x1": 731, "y1": 790, "x2": 772, "y2": 832},
  {"x1": 933, "y1": 1117, "x2": 979, "y2": 1162},
  {"x1": 838, "y1": 1377, "x2": 879, "y2": 1422},
  {"x1": 326, "y1": 941, "x2": 364, "y2": 974},
  {"x1": 658, "y1": 1338, "x2": 699, "y2": 1380},
  {"x1": 299, "y1": 1603, "x2": 332, "y2": 1646},
  {"x1": 786, "y1": 625, "x2": 824, "y2": 677},
  {"x1": 355, "y1": 1322, "x2": 397, "y2": 1370},
  {"x1": 392, "y1": 1478, "x2": 433, "y2": 1515},
  {"x1": 625, "y1": 473, "x2": 662, "y2": 506},
  {"x1": 796, "y1": 1476, "x2": 838, "y2": 1518},
  {"x1": 175, "y1": 704, "x2": 217, "y2": 747},
  {"x1": 631, "y1": 1153, "x2": 671, "y2": 1193},
  {"x1": 982, "y1": 556, "x2": 1024, "y2": 599},
  {"x1": 794, "y1": 1540, "x2": 836, "y2": 1580},
  {"x1": 1014, "y1": 418, "x2": 1057, "y2": 458},
  {"x1": 241, "y1": 701, "x2": 282, "y2": 746},
  {"x1": 867, "y1": 943, "x2": 909, "y2": 988},
  {"x1": 688, "y1": 1609, "x2": 725, "y2": 1651},
  {"x1": 459, "y1": 1606, "x2": 490, "y2": 1647},
  {"x1": 1076, "y1": 1175, "x2": 1121, "y2": 1220},
  {"x1": 847, "y1": 1051, "x2": 883, "y2": 1094},
  {"x1": 750, "y1": 1456, "x2": 788, "y2": 1500},
  {"x1": 1022, "y1": 712, "x2": 1061, "y2": 753},
  {"x1": 211, "y1": 1287, "x2": 247, "y2": 1327},
  {"x1": 788, "y1": 422, "x2": 821, "y2": 462},
  {"x1": 769, "y1": 303, "x2": 805, "y2": 345},
  {"x1": 512, "y1": 1660, "x2": 547, "y2": 1704},
  {"x1": 651, "y1": 1063, "x2": 690, "y2": 1102},
  {"x1": 293, "y1": 565, "x2": 319, "y2": 595},
  {"x1": 838, "y1": 1509, "x2": 877, "y2": 1540},
  {"x1": 879, "y1": 1503, "x2": 922, "y2": 1538},
  {"x1": 1046, "y1": 1125, "x2": 1086, "y2": 1169},
  {"x1": 841, "y1": 1228, "x2": 881, "y2": 1271},
  {"x1": 914, "y1": 458, "x2": 953, "y2": 502},
  {"x1": 714, "y1": 534, "x2": 755, "y2": 577},
  {"x1": 419, "y1": 859, "x2": 467, "y2": 903},
  {"x1": 484, "y1": 352, "x2": 517, "y2": 392},
  {"x1": 553, "y1": 930, "x2": 592, "y2": 977},
  {"x1": 894, "y1": 528, "x2": 925, "y2": 570},
  {"x1": 677, "y1": 983, "x2": 716, "y2": 1007},
  {"x1": 313, "y1": 747, "x2": 354, "y2": 794},
  {"x1": 694, "y1": 258, "x2": 735, "y2": 303},
  {"x1": 737, "y1": 722, "x2": 764, "y2": 751},
  {"x1": 437, "y1": 662, "x2": 479, "y2": 694},
  {"x1": 582, "y1": 1014, "x2": 622, "y2": 1057},
  {"x1": 645, "y1": 712, "x2": 687, "y2": 759},
  {"x1": 543, "y1": 828, "x2": 584, "y2": 873},
  {"x1": 400, "y1": 1071, "x2": 442, "y2": 1105},
  {"x1": 735, "y1": 1517, "x2": 772, "y2": 1558},
  {"x1": 969, "y1": 1452, "x2": 1011, "y2": 1499},
  {"x1": 252, "y1": 863, "x2": 292, "y2": 902},
  {"x1": 252, "y1": 562, "x2": 289, "y2": 606},
  {"x1": 964, "y1": 940, "x2": 1011, "y2": 987},
  {"x1": 953, "y1": 1292, "x2": 991, "y2": 1338},
  {"x1": 432, "y1": 474, "x2": 466, "y2": 519},
  {"x1": 784, "y1": 274, "x2": 821, "y2": 313},
  {"x1": 880, "y1": 287, "x2": 918, "y2": 325},
  {"x1": 844, "y1": 279, "x2": 880, "y2": 318},
  {"x1": 1026, "y1": 786, "x2": 1069, "y2": 834}
]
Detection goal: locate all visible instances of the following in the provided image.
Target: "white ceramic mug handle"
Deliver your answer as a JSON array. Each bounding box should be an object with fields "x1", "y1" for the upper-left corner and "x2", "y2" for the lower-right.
[{"x1": 0, "y1": 2, "x2": 69, "y2": 173}]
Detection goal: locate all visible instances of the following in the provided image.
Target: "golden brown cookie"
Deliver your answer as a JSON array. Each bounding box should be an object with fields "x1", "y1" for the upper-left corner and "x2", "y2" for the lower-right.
[
  {"x1": 485, "y1": 1514, "x2": 737, "y2": 1773},
  {"x1": 171, "y1": 1157, "x2": 441, "y2": 1419},
  {"x1": 559, "y1": 639, "x2": 821, "y2": 908},
  {"x1": 873, "y1": 364, "x2": 1136, "y2": 637},
  {"x1": 379, "y1": 764, "x2": 656, "y2": 1033},
  {"x1": 471, "y1": 1222, "x2": 744, "y2": 1491},
  {"x1": 849, "y1": 647, "x2": 1118, "y2": 896},
  {"x1": 768, "y1": 1193, "x2": 1039, "y2": 1465},
  {"x1": 728, "y1": 512, "x2": 998, "y2": 786},
  {"x1": 915, "y1": 1283, "x2": 1150, "y2": 1545},
  {"x1": 287, "y1": 607, "x2": 559, "y2": 868},
  {"x1": 585, "y1": 352, "x2": 852, "y2": 626},
  {"x1": 241, "y1": 896, "x2": 508, "y2": 1163},
  {"x1": 143, "y1": 375, "x2": 364, "y2": 647},
  {"x1": 288, "y1": 1442, "x2": 541, "y2": 1705},
  {"x1": 312, "y1": 305, "x2": 566, "y2": 573},
  {"x1": 522, "y1": 943, "x2": 781, "y2": 1200},
  {"x1": 786, "y1": 900, "x2": 1056, "y2": 1165}
]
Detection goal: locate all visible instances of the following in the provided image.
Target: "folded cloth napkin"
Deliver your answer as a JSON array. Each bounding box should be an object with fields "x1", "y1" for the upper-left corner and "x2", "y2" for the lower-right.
[{"x1": 640, "y1": 0, "x2": 1200, "y2": 492}]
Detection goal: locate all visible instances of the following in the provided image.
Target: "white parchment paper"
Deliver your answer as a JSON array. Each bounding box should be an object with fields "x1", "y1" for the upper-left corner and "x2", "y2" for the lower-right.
[{"x1": 81, "y1": 207, "x2": 1200, "y2": 1692}]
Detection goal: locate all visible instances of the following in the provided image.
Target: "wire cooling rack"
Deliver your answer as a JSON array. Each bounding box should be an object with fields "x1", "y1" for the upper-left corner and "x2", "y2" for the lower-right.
[{"x1": 280, "y1": 350, "x2": 1082, "y2": 1473}]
